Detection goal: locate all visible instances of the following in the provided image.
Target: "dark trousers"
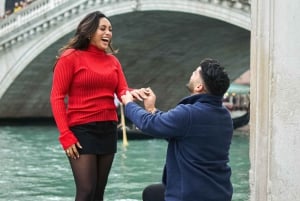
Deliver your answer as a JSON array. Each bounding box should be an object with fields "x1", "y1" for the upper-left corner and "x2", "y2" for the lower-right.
[{"x1": 142, "y1": 183, "x2": 165, "y2": 201}]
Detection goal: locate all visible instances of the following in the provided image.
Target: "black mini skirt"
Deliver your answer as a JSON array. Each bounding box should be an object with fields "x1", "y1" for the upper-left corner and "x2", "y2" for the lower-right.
[{"x1": 70, "y1": 121, "x2": 118, "y2": 155}]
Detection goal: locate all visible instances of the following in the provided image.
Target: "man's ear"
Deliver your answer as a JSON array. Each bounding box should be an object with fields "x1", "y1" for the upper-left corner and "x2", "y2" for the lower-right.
[{"x1": 195, "y1": 84, "x2": 205, "y2": 93}]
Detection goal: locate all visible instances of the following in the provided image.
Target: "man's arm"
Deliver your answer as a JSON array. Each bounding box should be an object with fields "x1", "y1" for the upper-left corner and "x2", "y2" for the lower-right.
[{"x1": 121, "y1": 89, "x2": 188, "y2": 138}]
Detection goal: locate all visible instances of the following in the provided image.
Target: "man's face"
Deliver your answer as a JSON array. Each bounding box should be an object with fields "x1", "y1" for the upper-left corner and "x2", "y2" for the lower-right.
[{"x1": 186, "y1": 66, "x2": 202, "y2": 93}]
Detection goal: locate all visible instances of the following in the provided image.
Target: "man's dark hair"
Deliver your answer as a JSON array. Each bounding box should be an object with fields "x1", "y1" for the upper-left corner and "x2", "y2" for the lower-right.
[{"x1": 199, "y1": 58, "x2": 230, "y2": 97}]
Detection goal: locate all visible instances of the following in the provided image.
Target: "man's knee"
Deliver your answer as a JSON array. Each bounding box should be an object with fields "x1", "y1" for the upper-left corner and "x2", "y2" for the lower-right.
[{"x1": 142, "y1": 183, "x2": 165, "y2": 201}]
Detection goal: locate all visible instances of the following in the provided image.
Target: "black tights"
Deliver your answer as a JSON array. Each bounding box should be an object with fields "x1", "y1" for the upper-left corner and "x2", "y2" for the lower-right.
[{"x1": 69, "y1": 154, "x2": 115, "y2": 201}]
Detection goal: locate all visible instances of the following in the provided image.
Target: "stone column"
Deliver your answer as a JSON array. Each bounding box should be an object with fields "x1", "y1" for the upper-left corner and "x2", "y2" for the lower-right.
[{"x1": 249, "y1": 0, "x2": 300, "y2": 201}]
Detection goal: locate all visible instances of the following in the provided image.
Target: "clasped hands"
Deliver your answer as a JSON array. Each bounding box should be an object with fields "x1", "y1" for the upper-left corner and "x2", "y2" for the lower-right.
[{"x1": 121, "y1": 87, "x2": 157, "y2": 114}]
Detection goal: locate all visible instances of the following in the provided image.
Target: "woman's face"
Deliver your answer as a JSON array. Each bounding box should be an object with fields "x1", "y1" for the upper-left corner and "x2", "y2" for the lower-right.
[{"x1": 90, "y1": 17, "x2": 112, "y2": 50}]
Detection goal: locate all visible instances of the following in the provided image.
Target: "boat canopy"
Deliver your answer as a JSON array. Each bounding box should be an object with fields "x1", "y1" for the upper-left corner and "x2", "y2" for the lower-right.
[{"x1": 226, "y1": 83, "x2": 250, "y2": 95}]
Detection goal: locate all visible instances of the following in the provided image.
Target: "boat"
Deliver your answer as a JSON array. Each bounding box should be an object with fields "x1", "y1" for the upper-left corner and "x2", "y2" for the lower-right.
[
  {"x1": 222, "y1": 83, "x2": 250, "y2": 129},
  {"x1": 117, "y1": 125, "x2": 154, "y2": 140},
  {"x1": 232, "y1": 110, "x2": 250, "y2": 129}
]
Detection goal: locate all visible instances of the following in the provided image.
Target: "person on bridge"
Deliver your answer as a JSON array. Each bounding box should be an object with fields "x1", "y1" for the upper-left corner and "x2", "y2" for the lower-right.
[
  {"x1": 121, "y1": 58, "x2": 234, "y2": 201},
  {"x1": 50, "y1": 11, "x2": 141, "y2": 201}
]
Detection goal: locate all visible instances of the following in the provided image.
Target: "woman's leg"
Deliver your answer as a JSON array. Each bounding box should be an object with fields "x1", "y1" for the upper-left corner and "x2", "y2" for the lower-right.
[
  {"x1": 93, "y1": 153, "x2": 115, "y2": 201},
  {"x1": 69, "y1": 154, "x2": 97, "y2": 201},
  {"x1": 142, "y1": 183, "x2": 165, "y2": 201}
]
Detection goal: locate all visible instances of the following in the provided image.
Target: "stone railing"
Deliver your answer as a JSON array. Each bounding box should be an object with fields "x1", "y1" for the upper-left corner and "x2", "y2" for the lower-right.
[
  {"x1": 136, "y1": 0, "x2": 251, "y2": 12},
  {"x1": 0, "y1": 0, "x2": 136, "y2": 50},
  {"x1": 0, "y1": 0, "x2": 69, "y2": 36},
  {"x1": 0, "y1": 0, "x2": 251, "y2": 50},
  {"x1": 214, "y1": 0, "x2": 251, "y2": 11}
]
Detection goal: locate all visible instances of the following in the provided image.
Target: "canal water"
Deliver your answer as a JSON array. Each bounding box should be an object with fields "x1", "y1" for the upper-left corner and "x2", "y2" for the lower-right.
[{"x1": 0, "y1": 125, "x2": 249, "y2": 201}]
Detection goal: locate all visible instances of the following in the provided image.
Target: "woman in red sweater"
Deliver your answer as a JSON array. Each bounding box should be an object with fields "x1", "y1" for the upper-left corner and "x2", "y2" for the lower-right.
[{"x1": 50, "y1": 11, "x2": 135, "y2": 201}]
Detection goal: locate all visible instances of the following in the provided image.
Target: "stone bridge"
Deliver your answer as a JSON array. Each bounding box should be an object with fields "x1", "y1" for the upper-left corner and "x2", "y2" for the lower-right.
[{"x1": 0, "y1": 0, "x2": 251, "y2": 118}]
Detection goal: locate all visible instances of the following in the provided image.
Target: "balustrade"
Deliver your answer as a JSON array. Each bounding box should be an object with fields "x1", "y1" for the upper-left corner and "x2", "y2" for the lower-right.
[
  {"x1": 0, "y1": 0, "x2": 251, "y2": 51},
  {"x1": 0, "y1": 0, "x2": 68, "y2": 35}
]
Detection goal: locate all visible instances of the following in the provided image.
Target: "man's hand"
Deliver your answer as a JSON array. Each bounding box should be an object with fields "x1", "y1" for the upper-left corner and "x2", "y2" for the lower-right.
[
  {"x1": 143, "y1": 87, "x2": 157, "y2": 113},
  {"x1": 130, "y1": 88, "x2": 151, "y2": 101},
  {"x1": 121, "y1": 91, "x2": 134, "y2": 105}
]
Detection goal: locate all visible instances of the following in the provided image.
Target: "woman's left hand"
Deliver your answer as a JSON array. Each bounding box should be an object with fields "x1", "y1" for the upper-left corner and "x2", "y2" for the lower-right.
[{"x1": 65, "y1": 142, "x2": 82, "y2": 160}]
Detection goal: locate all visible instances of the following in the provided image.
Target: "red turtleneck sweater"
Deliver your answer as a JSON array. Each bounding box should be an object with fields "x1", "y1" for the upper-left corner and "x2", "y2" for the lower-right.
[{"x1": 50, "y1": 45, "x2": 129, "y2": 149}]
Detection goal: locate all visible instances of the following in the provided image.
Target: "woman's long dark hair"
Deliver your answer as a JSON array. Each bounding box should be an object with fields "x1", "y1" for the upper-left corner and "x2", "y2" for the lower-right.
[{"x1": 59, "y1": 11, "x2": 117, "y2": 55}]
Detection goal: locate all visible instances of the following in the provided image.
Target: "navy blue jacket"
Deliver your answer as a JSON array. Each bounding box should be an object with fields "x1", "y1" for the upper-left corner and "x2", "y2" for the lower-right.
[{"x1": 125, "y1": 94, "x2": 233, "y2": 201}]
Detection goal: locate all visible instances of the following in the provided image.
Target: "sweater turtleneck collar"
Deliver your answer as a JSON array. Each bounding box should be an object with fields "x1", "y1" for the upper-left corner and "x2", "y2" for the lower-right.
[{"x1": 86, "y1": 44, "x2": 106, "y2": 55}]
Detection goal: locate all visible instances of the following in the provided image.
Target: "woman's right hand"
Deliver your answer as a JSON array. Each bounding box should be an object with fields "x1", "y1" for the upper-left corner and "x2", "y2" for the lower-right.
[{"x1": 65, "y1": 142, "x2": 82, "y2": 160}]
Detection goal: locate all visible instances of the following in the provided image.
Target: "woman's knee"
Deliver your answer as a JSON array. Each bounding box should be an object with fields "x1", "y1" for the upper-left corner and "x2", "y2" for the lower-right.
[{"x1": 75, "y1": 184, "x2": 95, "y2": 200}]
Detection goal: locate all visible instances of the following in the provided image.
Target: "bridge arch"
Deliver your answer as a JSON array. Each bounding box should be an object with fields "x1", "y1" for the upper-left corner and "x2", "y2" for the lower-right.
[{"x1": 0, "y1": 0, "x2": 250, "y2": 117}]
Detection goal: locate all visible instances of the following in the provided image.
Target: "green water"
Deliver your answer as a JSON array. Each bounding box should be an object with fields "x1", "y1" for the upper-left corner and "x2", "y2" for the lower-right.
[{"x1": 0, "y1": 126, "x2": 249, "y2": 201}]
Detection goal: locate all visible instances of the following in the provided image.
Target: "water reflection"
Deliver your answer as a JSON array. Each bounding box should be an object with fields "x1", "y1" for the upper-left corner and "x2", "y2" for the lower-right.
[{"x1": 0, "y1": 126, "x2": 249, "y2": 201}]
